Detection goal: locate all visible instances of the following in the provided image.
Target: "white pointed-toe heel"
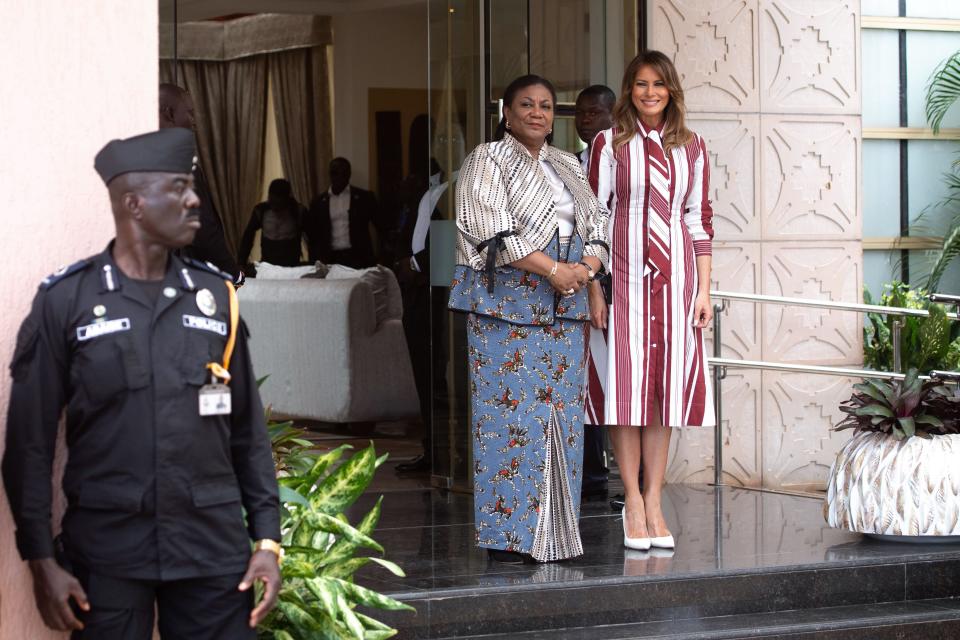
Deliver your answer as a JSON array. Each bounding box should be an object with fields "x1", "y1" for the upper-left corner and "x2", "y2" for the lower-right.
[
  {"x1": 622, "y1": 508, "x2": 651, "y2": 551},
  {"x1": 649, "y1": 534, "x2": 675, "y2": 549}
]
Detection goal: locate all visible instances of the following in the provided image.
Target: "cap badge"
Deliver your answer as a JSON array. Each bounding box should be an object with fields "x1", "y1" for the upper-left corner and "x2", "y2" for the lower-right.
[{"x1": 196, "y1": 288, "x2": 217, "y2": 316}]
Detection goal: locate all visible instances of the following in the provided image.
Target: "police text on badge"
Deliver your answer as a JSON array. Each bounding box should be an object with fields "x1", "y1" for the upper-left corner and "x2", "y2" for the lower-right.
[{"x1": 182, "y1": 314, "x2": 227, "y2": 336}]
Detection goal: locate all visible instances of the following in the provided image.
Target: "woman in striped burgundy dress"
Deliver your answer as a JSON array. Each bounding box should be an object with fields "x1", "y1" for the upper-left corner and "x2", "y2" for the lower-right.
[{"x1": 585, "y1": 50, "x2": 715, "y2": 550}]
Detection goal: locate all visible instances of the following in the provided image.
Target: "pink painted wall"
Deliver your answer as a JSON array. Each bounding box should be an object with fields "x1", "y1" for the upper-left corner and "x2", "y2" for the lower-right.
[{"x1": 0, "y1": 3, "x2": 157, "y2": 637}]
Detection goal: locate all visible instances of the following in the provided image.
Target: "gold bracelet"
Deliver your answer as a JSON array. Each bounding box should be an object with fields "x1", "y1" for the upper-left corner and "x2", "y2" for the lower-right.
[
  {"x1": 254, "y1": 539, "x2": 284, "y2": 564},
  {"x1": 548, "y1": 261, "x2": 558, "y2": 278}
]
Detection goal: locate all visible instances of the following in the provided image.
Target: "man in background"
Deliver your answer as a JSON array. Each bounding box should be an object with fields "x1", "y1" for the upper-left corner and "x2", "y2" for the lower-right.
[
  {"x1": 238, "y1": 179, "x2": 308, "y2": 268},
  {"x1": 159, "y1": 83, "x2": 243, "y2": 283},
  {"x1": 306, "y1": 158, "x2": 378, "y2": 269},
  {"x1": 575, "y1": 84, "x2": 616, "y2": 501},
  {"x1": 574, "y1": 84, "x2": 617, "y2": 171}
]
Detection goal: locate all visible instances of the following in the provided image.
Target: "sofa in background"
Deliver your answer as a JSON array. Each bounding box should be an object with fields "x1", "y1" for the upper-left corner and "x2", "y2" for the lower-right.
[{"x1": 237, "y1": 268, "x2": 419, "y2": 424}]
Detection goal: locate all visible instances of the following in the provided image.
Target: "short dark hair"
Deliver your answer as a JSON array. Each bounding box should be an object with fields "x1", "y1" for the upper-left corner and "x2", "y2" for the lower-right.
[
  {"x1": 576, "y1": 85, "x2": 616, "y2": 109},
  {"x1": 330, "y1": 157, "x2": 351, "y2": 172},
  {"x1": 494, "y1": 74, "x2": 558, "y2": 143},
  {"x1": 268, "y1": 178, "x2": 292, "y2": 198}
]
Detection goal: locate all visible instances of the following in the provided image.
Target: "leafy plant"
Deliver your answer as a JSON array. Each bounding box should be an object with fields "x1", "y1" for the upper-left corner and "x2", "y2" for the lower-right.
[
  {"x1": 259, "y1": 422, "x2": 415, "y2": 640},
  {"x1": 925, "y1": 49, "x2": 960, "y2": 135},
  {"x1": 835, "y1": 369, "x2": 957, "y2": 440},
  {"x1": 917, "y1": 49, "x2": 960, "y2": 290},
  {"x1": 863, "y1": 282, "x2": 960, "y2": 373}
]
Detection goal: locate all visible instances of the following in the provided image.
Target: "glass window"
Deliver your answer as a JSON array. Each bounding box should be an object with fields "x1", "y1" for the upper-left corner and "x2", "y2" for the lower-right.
[
  {"x1": 489, "y1": 0, "x2": 634, "y2": 103},
  {"x1": 862, "y1": 0, "x2": 900, "y2": 16},
  {"x1": 907, "y1": 139, "x2": 959, "y2": 231},
  {"x1": 906, "y1": 30, "x2": 960, "y2": 128},
  {"x1": 908, "y1": 249, "x2": 960, "y2": 293},
  {"x1": 488, "y1": 0, "x2": 529, "y2": 102},
  {"x1": 862, "y1": 30, "x2": 901, "y2": 128},
  {"x1": 864, "y1": 250, "x2": 900, "y2": 298},
  {"x1": 906, "y1": 0, "x2": 960, "y2": 20},
  {"x1": 863, "y1": 140, "x2": 902, "y2": 236}
]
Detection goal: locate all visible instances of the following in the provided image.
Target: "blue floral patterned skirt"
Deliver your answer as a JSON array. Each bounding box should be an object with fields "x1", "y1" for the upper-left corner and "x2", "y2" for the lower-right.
[{"x1": 468, "y1": 312, "x2": 587, "y2": 561}]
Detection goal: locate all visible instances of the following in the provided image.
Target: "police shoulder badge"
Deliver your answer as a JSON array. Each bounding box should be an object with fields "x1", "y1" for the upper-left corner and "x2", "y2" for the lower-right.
[{"x1": 196, "y1": 288, "x2": 217, "y2": 316}]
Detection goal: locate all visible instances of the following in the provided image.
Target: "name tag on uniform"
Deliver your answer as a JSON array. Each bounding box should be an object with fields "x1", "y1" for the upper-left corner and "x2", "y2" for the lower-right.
[
  {"x1": 199, "y1": 383, "x2": 232, "y2": 416},
  {"x1": 76, "y1": 318, "x2": 131, "y2": 341},
  {"x1": 183, "y1": 314, "x2": 227, "y2": 336}
]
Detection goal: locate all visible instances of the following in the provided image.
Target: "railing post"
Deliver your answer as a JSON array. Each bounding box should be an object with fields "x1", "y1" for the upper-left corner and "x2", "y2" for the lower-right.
[
  {"x1": 892, "y1": 320, "x2": 903, "y2": 373},
  {"x1": 712, "y1": 302, "x2": 726, "y2": 487}
]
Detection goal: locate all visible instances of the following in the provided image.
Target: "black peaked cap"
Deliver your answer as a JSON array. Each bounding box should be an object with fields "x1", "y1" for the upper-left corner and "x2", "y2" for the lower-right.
[{"x1": 94, "y1": 128, "x2": 197, "y2": 185}]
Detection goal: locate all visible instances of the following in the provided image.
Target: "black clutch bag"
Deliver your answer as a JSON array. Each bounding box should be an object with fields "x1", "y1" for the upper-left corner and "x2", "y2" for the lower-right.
[{"x1": 598, "y1": 272, "x2": 612, "y2": 305}]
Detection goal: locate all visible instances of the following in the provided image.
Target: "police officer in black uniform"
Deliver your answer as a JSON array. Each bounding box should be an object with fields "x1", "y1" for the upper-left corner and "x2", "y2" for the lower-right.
[{"x1": 2, "y1": 128, "x2": 281, "y2": 638}]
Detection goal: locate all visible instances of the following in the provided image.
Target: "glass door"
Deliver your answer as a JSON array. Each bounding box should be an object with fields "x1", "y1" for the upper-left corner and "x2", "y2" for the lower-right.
[{"x1": 428, "y1": 0, "x2": 639, "y2": 491}]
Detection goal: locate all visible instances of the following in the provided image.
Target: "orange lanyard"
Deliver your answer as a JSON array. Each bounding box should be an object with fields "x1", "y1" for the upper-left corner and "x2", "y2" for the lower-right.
[{"x1": 205, "y1": 280, "x2": 239, "y2": 383}]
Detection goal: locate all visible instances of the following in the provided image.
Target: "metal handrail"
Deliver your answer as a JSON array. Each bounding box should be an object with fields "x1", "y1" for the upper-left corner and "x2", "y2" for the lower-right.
[
  {"x1": 707, "y1": 289, "x2": 959, "y2": 487},
  {"x1": 707, "y1": 357, "x2": 911, "y2": 380},
  {"x1": 711, "y1": 289, "x2": 959, "y2": 320}
]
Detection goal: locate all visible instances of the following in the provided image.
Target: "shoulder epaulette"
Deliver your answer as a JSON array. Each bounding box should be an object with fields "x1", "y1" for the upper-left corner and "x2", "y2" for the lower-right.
[
  {"x1": 40, "y1": 259, "x2": 92, "y2": 290},
  {"x1": 183, "y1": 257, "x2": 232, "y2": 281}
]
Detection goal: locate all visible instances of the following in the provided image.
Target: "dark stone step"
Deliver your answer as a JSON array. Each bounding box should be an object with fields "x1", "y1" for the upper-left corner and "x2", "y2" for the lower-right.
[
  {"x1": 448, "y1": 599, "x2": 960, "y2": 639},
  {"x1": 378, "y1": 557, "x2": 960, "y2": 639}
]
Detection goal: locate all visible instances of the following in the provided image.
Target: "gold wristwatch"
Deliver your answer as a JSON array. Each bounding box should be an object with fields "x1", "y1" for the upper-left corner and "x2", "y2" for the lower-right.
[{"x1": 254, "y1": 539, "x2": 284, "y2": 564}]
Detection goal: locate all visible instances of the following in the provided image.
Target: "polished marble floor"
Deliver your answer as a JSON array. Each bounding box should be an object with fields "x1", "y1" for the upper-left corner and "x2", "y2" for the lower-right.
[{"x1": 348, "y1": 483, "x2": 960, "y2": 597}]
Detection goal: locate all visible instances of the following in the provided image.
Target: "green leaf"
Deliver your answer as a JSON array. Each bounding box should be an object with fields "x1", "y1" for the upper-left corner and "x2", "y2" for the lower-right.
[
  {"x1": 369, "y1": 557, "x2": 407, "y2": 578},
  {"x1": 312, "y1": 443, "x2": 378, "y2": 515},
  {"x1": 853, "y1": 382, "x2": 887, "y2": 403},
  {"x1": 854, "y1": 404, "x2": 894, "y2": 418},
  {"x1": 899, "y1": 416, "x2": 917, "y2": 437},
  {"x1": 334, "y1": 579, "x2": 417, "y2": 612},
  {"x1": 337, "y1": 590, "x2": 367, "y2": 640},
  {"x1": 865, "y1": 378, "x2": 897, "y2": 406},
  {"x1": 926, "y1": 50, "x2": 960, "y2": 134},
  {"x1": 279, "y1": 486, "x2": 310, "y2": 508},
  {"x1": 278, "y1": 601, "x2": 324, "y2": 631},
  {"x1": 322, "y1": 557, "x2": 371, "y2": 579},
  {"x1": 321, "y1": 497, "x2": 383, "y2": 568},
  {"x1": 915, "y1": 414, "x2": 945, "y2": 427},
  {"x1": 305, "y1": 512, "x2": 384, "y2": 553},
  {"x1": 273, "y1": 631, "x2": 297, "y2": 640},
  {"x1": 305, "y1": 577, "x2": 341, "y2": 621},
  {"x1": 306, "y1": 444, "x2": 355, "y2": 487},
  {"x1": 355, "y1": 612, "x2": 394, "y2": 631}
]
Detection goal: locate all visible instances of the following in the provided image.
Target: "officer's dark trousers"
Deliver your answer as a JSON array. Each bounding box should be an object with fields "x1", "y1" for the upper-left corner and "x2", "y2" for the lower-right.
[{"x1": 71, "y1": 568, "x2": 255, "y2": 640}]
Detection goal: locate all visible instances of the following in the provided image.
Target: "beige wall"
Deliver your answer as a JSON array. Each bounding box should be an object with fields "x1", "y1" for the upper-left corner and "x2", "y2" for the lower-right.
[
  {"x1": 331, "y1": 3, "x2": 428, "y2": 192},
  {"x1": 653, "y1": 0, "x2": 863, "y2": 491},
  {"x1": 0, "y1": 2, "x2": 157, "y2": 637}
]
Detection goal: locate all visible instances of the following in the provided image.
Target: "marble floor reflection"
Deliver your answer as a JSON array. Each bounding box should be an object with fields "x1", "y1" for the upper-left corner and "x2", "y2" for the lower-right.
[{"x1": 349, "y1": 484, "x2": 960, "y2": 596}]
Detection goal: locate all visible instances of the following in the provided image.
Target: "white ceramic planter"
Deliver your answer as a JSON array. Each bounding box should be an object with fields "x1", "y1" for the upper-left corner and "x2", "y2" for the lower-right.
[{"x1": 825, "y1": 431, "x2": 960, "y2": 540}]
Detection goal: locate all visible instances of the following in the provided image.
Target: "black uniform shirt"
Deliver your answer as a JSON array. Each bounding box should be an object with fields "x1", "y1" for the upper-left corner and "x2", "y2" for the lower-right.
[{"x1": 2, "y1": 244, "x2": 280, "y2": 581}]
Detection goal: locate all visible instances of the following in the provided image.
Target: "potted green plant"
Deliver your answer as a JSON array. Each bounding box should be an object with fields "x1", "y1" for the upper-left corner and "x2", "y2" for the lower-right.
[
  {"x1": 825, "y1": 369, "x2": 960, "y2": 541},
  {"x1": 260, "y1": 419, "x2": 415, "y2": 639}
]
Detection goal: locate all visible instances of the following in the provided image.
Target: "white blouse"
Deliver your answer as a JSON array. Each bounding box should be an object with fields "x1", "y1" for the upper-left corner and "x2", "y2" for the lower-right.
[{"x1": 540, "y1": 158, "x2": 575, "y2": 240}]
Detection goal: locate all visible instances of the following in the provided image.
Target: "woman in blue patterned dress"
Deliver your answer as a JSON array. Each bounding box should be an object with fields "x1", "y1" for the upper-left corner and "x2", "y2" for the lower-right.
[{"x1": 449, "y1": 75, "x2": 611, "y2": 563}]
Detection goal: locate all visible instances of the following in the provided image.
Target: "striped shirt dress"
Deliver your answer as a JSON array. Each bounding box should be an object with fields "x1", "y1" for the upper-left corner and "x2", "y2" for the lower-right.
[{"x1": 585, "y1": 122, "x2": 716, "y2": 428}]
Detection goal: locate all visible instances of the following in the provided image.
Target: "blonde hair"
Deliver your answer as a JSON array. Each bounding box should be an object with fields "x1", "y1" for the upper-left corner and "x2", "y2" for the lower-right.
[{"x1": 612, "y1": 50, "x2": 692, "y2": 152}]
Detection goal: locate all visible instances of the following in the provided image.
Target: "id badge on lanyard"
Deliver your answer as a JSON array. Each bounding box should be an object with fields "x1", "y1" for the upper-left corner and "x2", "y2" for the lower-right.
[{"x1": 200, "y1": 281, "x2": 238, "y2": 417}]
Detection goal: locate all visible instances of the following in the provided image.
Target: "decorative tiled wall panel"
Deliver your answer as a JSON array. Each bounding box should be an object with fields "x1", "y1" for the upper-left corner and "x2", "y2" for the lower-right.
[
  {"x1": 760, "y1": 115, "x2": 860, "y2": 240},
  {"x1": 689, "y1": 113, "x2": 761, "y2": 242},
  {"x1": 761, "y1": 241, "x2": 862, "y2": 366},
  {"x1": 667, "y1": 369, "x2": 762, "y2": 487},
  {"x1": 650, "y1": 0, "x2": 759, "y2": 113},
  {"x1": 705, "y1": 241, "x2": 761, "y2": 361},
  {"x1": 761, "y1": 371, "x2": 853, "y2": 491},
  {"x1": 759, "y1": 0, "x2": 860, "y2": 114}
]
